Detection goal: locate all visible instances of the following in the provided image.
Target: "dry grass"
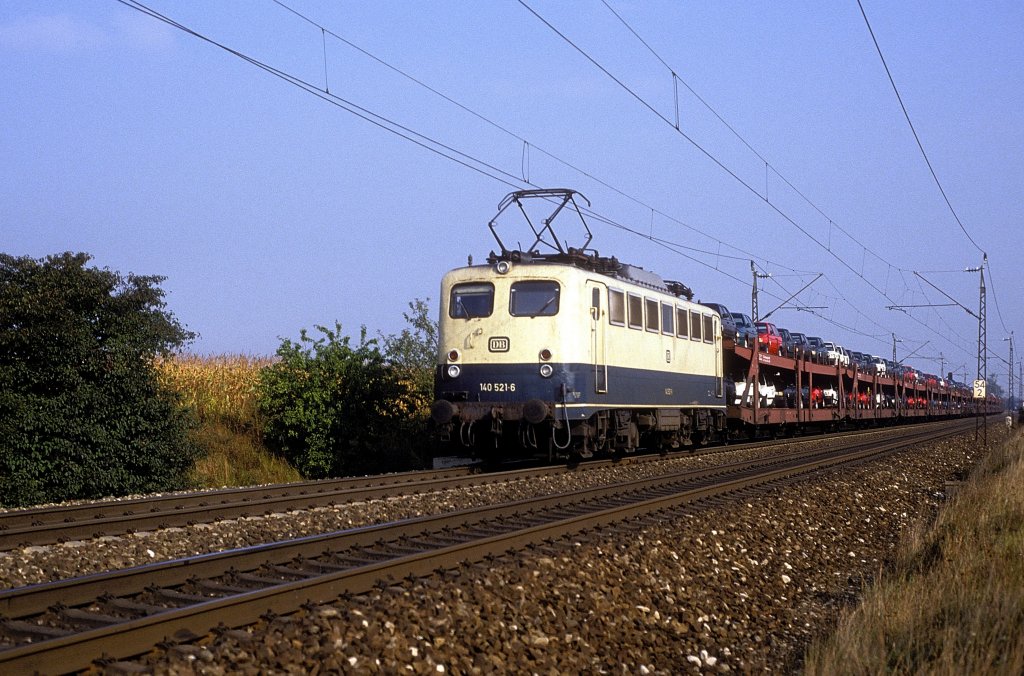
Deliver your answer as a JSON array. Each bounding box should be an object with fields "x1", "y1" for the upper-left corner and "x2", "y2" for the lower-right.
[
  {"x1": 189, "y1": 421, "x2": 301, "y2": 487},
  {"x1": 804, "y1": 425, "x2": 1024, "y2": 675},
  {"x1": 157, "y1": 354, "x2": 301, "y2": 487}
]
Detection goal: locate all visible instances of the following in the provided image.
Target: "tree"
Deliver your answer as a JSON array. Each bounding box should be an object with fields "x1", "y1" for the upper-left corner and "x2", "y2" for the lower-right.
[
  {"x1": 258, "y1": 323, "x2": 421, "y2": 478},
  {"x1": 0, "y1": 252, "x2": 199, "y2": 507}
]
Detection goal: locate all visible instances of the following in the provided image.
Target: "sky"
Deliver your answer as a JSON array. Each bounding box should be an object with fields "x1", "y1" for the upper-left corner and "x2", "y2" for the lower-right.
[{"x1": 2, "y1": 1, "x2": 1022, "y2": 395}]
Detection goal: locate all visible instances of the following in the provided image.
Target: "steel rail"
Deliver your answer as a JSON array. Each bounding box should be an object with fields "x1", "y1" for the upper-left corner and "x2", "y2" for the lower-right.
[
  {"x1": 0, "y1": 420, "x2": 962, "y2": 618},
  {"x1": 0, "y1": 421, "x2": 975, "y2": 673},
  {"x1": 0, "y1": 419, "x2": 960, "y2": 551}
]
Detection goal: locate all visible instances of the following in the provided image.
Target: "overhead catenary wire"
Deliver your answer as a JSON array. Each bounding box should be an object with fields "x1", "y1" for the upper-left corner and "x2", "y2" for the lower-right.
[
  {"x1": 113, "y1": 1, "x2": 529, "y2": 191},
  {"x1": 119, "y1": 0, "x2": 979, "y2": 372},
  {"x1": 269, "y1": 0, "x2": 814, "y2": 279},
  {"x1": 516, "y1": 1, "x2": 922, "y2": 314},
  {"x1": 599, "y1": 0, "x2": 903, "y2": 276},
  {"x1": 275, "y1": 0, "x2": 946, "y2": 347},
  {"x1": 518, "y1": 0, "x2": 979, "y2": 366},
  {"x1": 857, "y1": 0, "x2": 1017, "y2": 358},
  {"x1": 856, "y1": 0, "x2": 986, "y2": 258},
  {"x1": 597, "y1": 0, "x2": 1007, "y2": 364},
  {"x1": 117, "y1": 0, "x2": 799, "y2": 300}
]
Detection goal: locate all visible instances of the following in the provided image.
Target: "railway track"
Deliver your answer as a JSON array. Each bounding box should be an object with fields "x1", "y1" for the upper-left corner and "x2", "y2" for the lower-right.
[
  {"x1": 0, "y1": 419, "x2": 975, "y2": 673},
  {"x1": 0, "y1": 421, "x2": 954, "y2": 551}
]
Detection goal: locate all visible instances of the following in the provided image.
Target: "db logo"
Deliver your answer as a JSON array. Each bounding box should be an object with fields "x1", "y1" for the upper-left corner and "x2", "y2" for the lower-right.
[{"x1": 489, "y1": 336, "x2": 510, "y2": 352}]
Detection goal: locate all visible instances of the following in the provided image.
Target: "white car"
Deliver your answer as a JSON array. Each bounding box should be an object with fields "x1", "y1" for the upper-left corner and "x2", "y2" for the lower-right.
[
  {"x1": 822, "y1": 386, "x2": 839, "y2": 406},
  {"x1": 822, "y1": 342, "x2": 850, "y2": 367},
  {"x1": 734, "y1": 376, "x2": 777, "y2": 407},
  {"x1": 870, "y1": 356, "x2": 887, "y2": 375}
]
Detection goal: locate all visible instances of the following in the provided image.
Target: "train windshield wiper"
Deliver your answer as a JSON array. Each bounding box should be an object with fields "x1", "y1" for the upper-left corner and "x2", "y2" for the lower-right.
[{"x1": 530, "y1": 294, "x2": 557, "y2": 317}]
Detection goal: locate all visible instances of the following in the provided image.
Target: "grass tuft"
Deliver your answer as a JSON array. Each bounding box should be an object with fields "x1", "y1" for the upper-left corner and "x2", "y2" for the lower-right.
[{"x1": 804, "y1": 425, "x2": 1024, "y2": 675}]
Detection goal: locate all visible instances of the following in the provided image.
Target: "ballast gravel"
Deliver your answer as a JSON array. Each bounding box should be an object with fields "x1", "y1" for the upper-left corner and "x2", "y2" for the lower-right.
[
  {"x1": 141, "y1": 426, "x2": 990, "y2": 674},
  {"x1": 0, "y1": 431, "x2": 903, "y2": 588}
]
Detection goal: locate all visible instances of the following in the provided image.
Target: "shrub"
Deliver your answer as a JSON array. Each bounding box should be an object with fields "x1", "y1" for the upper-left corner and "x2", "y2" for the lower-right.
[
  {"x1": 0, "y1": 252, "x2": 199, "y2": 507},
  {"x1": 258, "y1": 323, "x2": 423, "y2": 479},
  {"x1": 379, "y1": 298, "x2": 438, "y2": 458}
]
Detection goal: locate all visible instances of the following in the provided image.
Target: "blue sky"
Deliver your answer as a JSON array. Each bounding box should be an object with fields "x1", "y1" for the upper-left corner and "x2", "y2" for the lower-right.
[{"x1": 3, "y1": 1, "x2": 1022, "y2": 393}]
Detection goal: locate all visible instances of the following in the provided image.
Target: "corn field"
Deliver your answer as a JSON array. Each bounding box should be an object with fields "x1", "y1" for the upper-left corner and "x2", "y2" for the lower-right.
[{"x1": 156, "y1": 353, "x2": 275, "y2": 432}]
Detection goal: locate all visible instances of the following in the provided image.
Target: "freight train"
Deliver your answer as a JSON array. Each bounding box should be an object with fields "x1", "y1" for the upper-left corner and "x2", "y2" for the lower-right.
[{"x1": 430, "y1": 189, "x2": 1000, "y2": 461}]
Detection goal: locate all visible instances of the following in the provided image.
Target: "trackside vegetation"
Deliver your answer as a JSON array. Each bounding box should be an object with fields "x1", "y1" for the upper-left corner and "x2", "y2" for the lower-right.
[
  {"x1": 154, "y1": 354, "x2": 301, "y2": 487},
  {"x1": 1, "y1": 252, "x2": 437, "y2": 505},
  {"x1": 0, "y1": 252, "x2": 199, "y2": 507},
  {"x1": 804, "y1": 425, "x2": 1024, "y2": 674},
  {"x1": 257, "y1": 321, "x2": 432, "y2": 479},
  {"x1": 158, "y1": 301, "x2": 436, "y2": 487}
]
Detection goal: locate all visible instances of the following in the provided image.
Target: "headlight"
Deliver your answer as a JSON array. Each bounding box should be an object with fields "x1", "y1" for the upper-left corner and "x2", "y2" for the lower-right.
[
  {"x1": 447, "y1": 364, "x2": 461, "y2": 379},
  {"x1": 539, "y1": 348, "x2": 552, "y2": 361},
  {"x1": 496, "y1": 260, "x2": 511, "y2": 274},
  {"x1": 447, "y1": 349, "x2": 460, "y2": 362},
  {"x1": 539, "y1": 364, "x2": 553, "y2": 378}
]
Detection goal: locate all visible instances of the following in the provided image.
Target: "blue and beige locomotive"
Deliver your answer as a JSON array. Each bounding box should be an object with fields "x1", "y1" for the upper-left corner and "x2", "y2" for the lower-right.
[{"x1": 431, "y1": 189, "x2": 727, "y2": 460}]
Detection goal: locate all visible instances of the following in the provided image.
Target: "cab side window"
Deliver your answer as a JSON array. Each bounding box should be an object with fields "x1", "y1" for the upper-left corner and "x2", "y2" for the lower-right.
[
  {"x1": 676, "y1": 307, "x2": 688, "y2": 338},
  {"x1": 661, "y1": 303, "x2": 674, "y2": 336},
  {"x1": 609, "y1": 289, "x2": 625, "y2": 326},
  {"x1": 628, "y1": 293, "x2": 643, "y2": 329},
  {"x1": 645, "y1": 298, "x2": 660, "y2": 333}
]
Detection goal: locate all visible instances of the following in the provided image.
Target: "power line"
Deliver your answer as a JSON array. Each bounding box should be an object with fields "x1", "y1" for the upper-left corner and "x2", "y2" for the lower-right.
[
  {"x1": 517, "y1": 2, "x2": 903, "y2": 301},
  {"x1": 518, "y1": 0, "x2": 979, "y2": 359},
  {"x1": 276, "y1": 0, "x2": 964, "y2": 351},
  {"x1": 855, "y1": 0, "x2": 986, "y2": 256},
  {"x1": 983, "y1": 256, "x2": 1011, "y2": 334},
  {"x1": 270, "y1": 0, "x2": 815, "y2": 279},
  {"x1": 117, "y1": 0, "x2": 807, "y2": 309},
  {"x1": 121, "y1": 0, "x2": 975, "y2": 368},
  {"x1": 599, "y1": 0, "x2": 904, "y2": 275},
  {"x1": 113, "y1": 2, "x2": 528, "y2": 191}
]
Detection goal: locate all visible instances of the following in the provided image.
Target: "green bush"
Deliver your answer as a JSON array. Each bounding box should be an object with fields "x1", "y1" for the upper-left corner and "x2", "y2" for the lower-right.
[
  {"x1": 0, "y1": 252, "x2": 200, "y2": 507},
  {"x1": 258, "y1": 323, "x2": 424, "y2": 478}
]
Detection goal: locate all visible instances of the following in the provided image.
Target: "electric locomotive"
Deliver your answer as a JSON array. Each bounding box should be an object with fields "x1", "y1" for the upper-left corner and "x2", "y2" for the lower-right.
[{"x1": 430, "y1": 189, "x2": 728, "y2": 460}]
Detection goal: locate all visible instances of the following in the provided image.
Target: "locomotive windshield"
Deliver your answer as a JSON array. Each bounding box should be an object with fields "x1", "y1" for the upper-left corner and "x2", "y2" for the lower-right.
[
  {"x1": 509, "y1": 280, "x2": 560, "y2": 317},
  {"x1": 450, "y1": 283, "x2": 494, "y2": 318}
]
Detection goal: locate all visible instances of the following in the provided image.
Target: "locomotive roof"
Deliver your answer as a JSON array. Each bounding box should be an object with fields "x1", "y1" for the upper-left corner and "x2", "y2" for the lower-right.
[
  {"x1": 485, "y1": 188, "x2": 693, "y2": 300},
  {"x1": 483, "y1": 247, "x2": 694, "y2": 300}
]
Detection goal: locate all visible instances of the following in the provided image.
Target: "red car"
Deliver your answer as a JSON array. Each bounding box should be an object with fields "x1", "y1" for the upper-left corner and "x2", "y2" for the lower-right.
[{"x1": 755, "y1": 321, "x2": 783, "y2": 355}]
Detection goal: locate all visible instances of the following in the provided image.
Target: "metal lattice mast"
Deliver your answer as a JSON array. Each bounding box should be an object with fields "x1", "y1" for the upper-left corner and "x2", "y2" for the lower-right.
[
  {"x1": 751, "y1": 261, "x2": 758, "y2": 322},
  {"x1": 1008, "y1": 333, "x2": 1015, "y2": 412},
  {"x1": 751, "y1": 261, "x2": 770, "y2": 322},
  {"x1": 977, "y1": 257, "x2": 987, "y2": 444}
]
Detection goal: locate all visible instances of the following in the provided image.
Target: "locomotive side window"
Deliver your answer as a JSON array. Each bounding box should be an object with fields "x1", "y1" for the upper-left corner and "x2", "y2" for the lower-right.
[
  {"x1": 661, "y1": 303, "x2": 674, "y2": 336},
  {"x1": 510, "y1": 280, "x2": 560, "y2": 317},
  {"x1": 703, "y1": 314, "x2": 714, "y2": 344},
  {"x1": 676, "y1": 307, "x2": 688, "y2": 338},
  {"x1": 645, "y1": 298, "x2": 659, "y2": 332},
  {"x1": 628, "y1": 293, "x2": 643, "y2": 329},
  {"x1": 450, "y1": 282, "x2": 494, "y2": 318},
  {"x1": 608, "y1": 289, "x2": 625, "y2": 326},
  {"x1": 690, "y1": 310, "x2": 702, "y2": 341}
]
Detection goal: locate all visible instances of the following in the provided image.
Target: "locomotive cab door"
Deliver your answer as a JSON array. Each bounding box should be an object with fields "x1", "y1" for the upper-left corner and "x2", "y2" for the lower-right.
[{"x1": 587, "y1": 281, "x2": 608, "y2": 393}]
